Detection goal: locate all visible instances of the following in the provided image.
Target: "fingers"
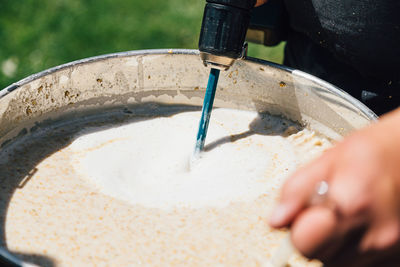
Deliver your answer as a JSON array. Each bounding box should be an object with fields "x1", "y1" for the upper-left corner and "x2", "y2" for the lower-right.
[
  {"x1": 291, "y1": 206, "x2": 337, "y2": 257},
  {"x1": 328, "y1": 172, "x2": 372, "y2": 218},
  {"x1": 268, "y1": 145, "x2": 373, "y2": 259},
  {"x1": 359, "y1": 175, "x2": 400, "y2": 251},
  {"x1": 267, "y1": 110, "x2": 400, "y2": 264},
  {"x1": 324, "y1": 226, "x2": 400, "y2": 267},
  {"x1": 361, "y1": 219, "x2": 400, "y2": 251},
  {"x1": 269, "y1": 151, "x2": 335, "y2": 227}
]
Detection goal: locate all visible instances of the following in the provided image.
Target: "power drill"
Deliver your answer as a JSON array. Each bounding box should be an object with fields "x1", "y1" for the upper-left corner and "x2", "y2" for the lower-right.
[
  {"x1": 193, "y1": 0, "x2": 256, "y2": 155},
  {"x1": 198, "y1": 0, "x2": 256, "y2": 71}
]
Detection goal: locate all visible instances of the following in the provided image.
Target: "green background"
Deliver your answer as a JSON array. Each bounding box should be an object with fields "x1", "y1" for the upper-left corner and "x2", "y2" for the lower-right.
[{"x1": 0, "y1": 0, "x2": 284, "y2": 90}]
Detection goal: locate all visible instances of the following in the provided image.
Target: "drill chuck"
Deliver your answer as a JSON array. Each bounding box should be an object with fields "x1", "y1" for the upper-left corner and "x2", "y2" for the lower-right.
[{"x1": 199, "y1": 0, "x2": 256, "y2": 70}]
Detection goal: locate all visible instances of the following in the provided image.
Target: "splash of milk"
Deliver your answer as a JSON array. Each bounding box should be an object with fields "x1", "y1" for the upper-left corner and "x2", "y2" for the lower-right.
[{"x1": 69, "y1": 109, "x2": 298, "y2": 210}]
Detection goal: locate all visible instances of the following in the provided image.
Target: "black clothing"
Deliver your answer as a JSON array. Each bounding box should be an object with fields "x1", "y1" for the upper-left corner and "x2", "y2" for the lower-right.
[
  {"x1": 282, "y1": 0, "x2": 400, "y2": 115},
  {"x1": 284, "y1": 30, "x2": 400, "y2": 115}
]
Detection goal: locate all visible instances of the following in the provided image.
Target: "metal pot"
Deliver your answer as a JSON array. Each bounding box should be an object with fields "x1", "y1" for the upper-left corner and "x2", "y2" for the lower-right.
[{"x1": 0, "y1": 49, "x2": 376, "y2": 266}]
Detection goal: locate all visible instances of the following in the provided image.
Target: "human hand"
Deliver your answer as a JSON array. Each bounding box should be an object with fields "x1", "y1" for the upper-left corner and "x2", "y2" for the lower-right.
[{"x1": 269, "y1": 108, "x2": 400, "y2": 266}]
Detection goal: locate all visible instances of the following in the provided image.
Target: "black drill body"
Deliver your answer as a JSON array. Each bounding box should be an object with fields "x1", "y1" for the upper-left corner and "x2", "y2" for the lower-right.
[
  {"x1": 198, "y1": 0, "x2": 256, "y2": 70},
  {"x1": 194, "y1": 0, "x2": 256, "y2": 154}
]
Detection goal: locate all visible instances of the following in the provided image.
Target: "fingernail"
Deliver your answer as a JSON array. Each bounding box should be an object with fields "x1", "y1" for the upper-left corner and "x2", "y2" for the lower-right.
[{"x1": 269, "y1": 204, "x2": 289, "y2": 227}]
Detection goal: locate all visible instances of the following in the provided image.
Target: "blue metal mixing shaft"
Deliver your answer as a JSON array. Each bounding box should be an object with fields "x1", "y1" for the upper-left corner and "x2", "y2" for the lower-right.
[{"x1": 194, "y1": 68, "x2": 220, "y2": 155}]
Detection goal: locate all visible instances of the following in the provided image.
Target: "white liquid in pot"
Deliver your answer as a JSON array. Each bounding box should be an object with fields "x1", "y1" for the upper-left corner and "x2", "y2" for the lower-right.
[
  {"x1": 0, "y1": 107, "x2": 331, "y2": 266},
  {"x1": 69, "y1": 109, "x2": 299, "y2": 210}
]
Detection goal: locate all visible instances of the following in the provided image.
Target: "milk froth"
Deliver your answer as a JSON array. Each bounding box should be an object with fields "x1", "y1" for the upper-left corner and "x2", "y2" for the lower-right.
[
  {"x1": 0, "y1": 106, "x2": 330, "y2": 266},
  {"x1": 69, "y1": 109, "x2": 299, "y2": 209}
]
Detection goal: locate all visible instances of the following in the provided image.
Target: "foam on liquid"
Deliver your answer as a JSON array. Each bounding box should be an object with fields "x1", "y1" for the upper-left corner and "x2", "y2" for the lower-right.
[
  {"x1": 0, "y1": 106, "x2": 331, "y2": 266},
  {"x1": 69, "y1": 109, "x2": 299, "y2": 209}
]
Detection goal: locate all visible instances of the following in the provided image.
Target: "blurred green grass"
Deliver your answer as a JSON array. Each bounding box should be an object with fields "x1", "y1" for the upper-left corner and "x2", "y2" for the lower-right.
[{"x1": 0, "y1": 0, "x2": 284, "y2": 89}]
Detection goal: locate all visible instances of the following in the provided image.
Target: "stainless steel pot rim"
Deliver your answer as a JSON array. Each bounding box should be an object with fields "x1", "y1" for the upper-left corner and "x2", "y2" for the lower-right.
[
  {"x1": 0, "y1": 49, "x2": 377, "y2": 265},
  {"x1": 0, "y1": 49, "x2": 377, "y2": 120}
]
